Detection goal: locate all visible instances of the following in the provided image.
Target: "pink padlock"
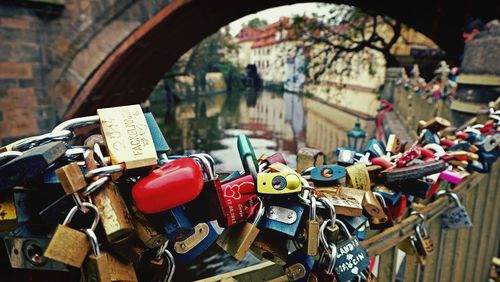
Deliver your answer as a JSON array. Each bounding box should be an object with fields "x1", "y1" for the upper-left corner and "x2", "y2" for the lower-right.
[{"x1": 439, "y1": 169, "x2": 470, "y2": 185}]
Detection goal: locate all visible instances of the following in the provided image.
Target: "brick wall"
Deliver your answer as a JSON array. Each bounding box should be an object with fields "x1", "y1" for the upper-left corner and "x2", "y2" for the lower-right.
[{"x1": 0, "y1": 0, "x2": 170, "y2": 144}]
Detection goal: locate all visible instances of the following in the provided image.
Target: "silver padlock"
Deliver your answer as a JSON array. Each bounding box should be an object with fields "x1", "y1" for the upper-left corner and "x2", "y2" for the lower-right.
[{"x1": 440, "y1": 192, "x2": 473, "y2": 230}]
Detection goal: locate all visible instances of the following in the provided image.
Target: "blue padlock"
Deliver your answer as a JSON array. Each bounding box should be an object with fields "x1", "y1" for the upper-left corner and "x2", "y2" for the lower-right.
[
  {"x1": 259, "y1": 201, "x2": 305, "y2": 238},
  {"x1": 354, "y1": 223, "x2": 367, "y2": 241},
  {"x1": 169, "y1": 221, "x2": 218, "y2": 266},
  {"x1": 221, "y1": 170, "x2": 242, "y2": 183},
  {"x1": 309, "y1": 165, "x2": 346, "y2": 186},
  {"x1": 336, "y1": 148, "x2": 356, "y2": 167},
  {"x1": 144, "y1": 112, "x2": 170, "y2": 155},
  {"x1": 150, "y1": 206, "x2": 195, "y2": 241},
  {"x1": 421, "y1": 129, "x2": 440, "y2": 145},
  {"x1": 284, "y1": 250, "x2": 315, "y2": 282},
  {"x1": 338, "y1": 215, "x2": 367, "y2": 234},
  {"x1": 364, "y1": 139, "x2": 386, "y2": 158},
  {"x1": 374, "y1": 189, "x2": 402, "y2": 207},
  {"x1": 448, "y1": 141, "x2": 471, "y2": 151}
]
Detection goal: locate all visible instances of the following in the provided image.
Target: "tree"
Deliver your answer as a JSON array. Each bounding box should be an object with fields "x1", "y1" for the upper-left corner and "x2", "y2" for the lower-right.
[
  {"x1": 247, "y1": 18, "x2": 268, "y2": 29},
  {"x1": 289, "y1": 5, "x2": 402, "y2": 81}
]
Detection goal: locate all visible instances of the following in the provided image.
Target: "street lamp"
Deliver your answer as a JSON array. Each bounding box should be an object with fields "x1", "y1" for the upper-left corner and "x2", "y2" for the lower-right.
[{"x1": 347, "y1": 119, "x2": 367, "y2": 152}]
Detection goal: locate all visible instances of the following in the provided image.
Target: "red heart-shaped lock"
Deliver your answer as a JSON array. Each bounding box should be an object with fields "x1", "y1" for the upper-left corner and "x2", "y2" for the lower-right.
[{"x1": 132, "y1": 158, "x2": 204, "y2": 214}]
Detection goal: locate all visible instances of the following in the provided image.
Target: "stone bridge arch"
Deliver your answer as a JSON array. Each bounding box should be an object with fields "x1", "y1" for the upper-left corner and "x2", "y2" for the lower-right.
[{"x1": 63, "y1": 0, "x2": 498, "y2": 119}]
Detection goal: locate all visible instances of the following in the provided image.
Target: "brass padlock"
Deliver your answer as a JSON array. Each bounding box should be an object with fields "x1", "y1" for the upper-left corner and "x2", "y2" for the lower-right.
[
  {"x1": 345, "y1": 164, "x2": 371, "y2": 190},
  {"x1": 317, "y1": 187, "x2": 364, "y2": 217},
  {"x1": 97, "y1": 104, "x2": 157, "y2": 170},
  {"x1": 81, "y1": 229, "x2": 110, "y2": 282},
  {"x1": 130, "y1": 206, "x2": 167, "y2": 249},
  {"x1": 423, "y1": 117, "x2": 451, "y2": 133},
  {"x1": 106, "y1": 252, "x2": 138, "y2": 282},
  {"x1": 318, "y1": 197, "x2": 339, "y2": 243},
  {"x1": 0, "y1": 192, "x2": 17, "y2": 233},
  {"x1": 56, "y1": 162, "x2": 87, "y2": 195},
  {"x1": 217, "y1": 198, "x2": 265, "y2": 261},
  {"x1": 249, "y1": 230, "x2": 288, "y2": 266},
  {"x1": 296, "y1": 147, "x2": 325, "y2": 174},
  {"x1": 44, "y1": 202, "x2": 100, "y2": 268},
  {"x1": 304, "y1": 194, "x2": 319, "y2": 256},
  {"x1": 386, "y1": 134, "x2": 401, "y2": 155}
]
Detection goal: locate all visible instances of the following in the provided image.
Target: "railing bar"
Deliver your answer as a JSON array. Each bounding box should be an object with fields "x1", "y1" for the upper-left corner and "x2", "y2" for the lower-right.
[
  {"x1": 465, "y1": 176, "x2": 490, "y2": 281},
  {"x1": 478, "y1": 164, "x2": 500, "y2": 281},
  {"x1": 362, "y1": 173, "x2": 485, "y2": 257},
  {"x1": 450, "y1": 186, "x2": 476, "y2": 282},
  {"x1": 423, "y1": 221, "x2": 442, "y2": 282},
  {"x1": 403, "y1": 255, "x2": 420, "y2": 282},
  {"x1": 473, "y1": 166, "x2": 497, "y2": 282},
  {"x1": 433, "y1": 222, "x2": 446, "y2": 282},
  {"x1": 377, "y1": 247, "x2": 398, "y2": 282}
]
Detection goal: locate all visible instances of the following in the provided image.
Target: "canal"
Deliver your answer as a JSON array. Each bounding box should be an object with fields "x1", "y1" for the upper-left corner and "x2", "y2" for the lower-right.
[{"x1": 148, "y1": 89, "x2": 375, "y2": 280}]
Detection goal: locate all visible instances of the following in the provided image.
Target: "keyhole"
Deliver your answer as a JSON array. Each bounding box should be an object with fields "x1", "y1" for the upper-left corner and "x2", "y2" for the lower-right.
[{"x1": 321, "y1": 168, "x2": 333, "y2": 178}]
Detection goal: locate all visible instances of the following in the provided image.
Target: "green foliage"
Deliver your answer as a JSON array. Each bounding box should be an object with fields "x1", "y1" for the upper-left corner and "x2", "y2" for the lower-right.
[{"x1": 247, "y1": 18, "x2": 268, "y2": 28}]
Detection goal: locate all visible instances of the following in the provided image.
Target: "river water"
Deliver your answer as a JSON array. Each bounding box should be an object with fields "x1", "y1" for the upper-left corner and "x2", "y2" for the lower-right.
[{"x1": 149, "y1": 90, "x2": 374, "y2": 280}]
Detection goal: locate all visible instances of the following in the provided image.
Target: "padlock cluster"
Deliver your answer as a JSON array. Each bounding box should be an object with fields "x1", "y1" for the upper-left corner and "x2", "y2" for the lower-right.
[{"x1": 0, "y1": 104, "x2": 498, "y2": 282}]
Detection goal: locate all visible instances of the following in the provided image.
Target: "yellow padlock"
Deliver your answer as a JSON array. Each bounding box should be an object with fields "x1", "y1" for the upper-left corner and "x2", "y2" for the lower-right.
[{"x1": 257, "y1": 172, "x2": 302, "y2": 194}]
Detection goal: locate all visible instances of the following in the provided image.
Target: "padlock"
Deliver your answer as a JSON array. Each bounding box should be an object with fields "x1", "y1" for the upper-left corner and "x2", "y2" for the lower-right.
[
  {"x1": 304, "y1": 194, "x2": 319, "y2": 256},
  {"x1": 106, "y1": 251, "x2": 138, "y2": 282},
  {"x1": 108, "y1": 240, "x2": 145, "y2": 264},
  {"x1": 297, "y1": 147, "x2": 325, "y2": 173},
  {"x1": 284, "y1": 250, "x2": 315, "y2": 282},
  {"x1": 336, "y1": 148, "x2": 356, "y2": 167},
  {"x1": 249, "y1": 229, "x2": 288, "y2": 266},
  {"x1": 373, "y1": 186, "x2": 401, "y2": 207},
  {"x1": 368, "y1": 192, "x2": 393, "y2": 230},
  {"x1": 216, "y1": 198, "x2": 265, "y2": 261},
  {"x1": 345, "y1": 164, "x2": 370, "y2": 190},
  {"x1": 364, "y1": 139, "x2": 386, "y2": 159},
  {"x1": 317, "y1": 197, "x2": 339, "y2": 243},
  {"x1": 439, "y1": 169, "x2": 470, "y2": 184},
  {"x1": 439, "y1": 192, "x2": 473, "y2": 230},
  {"x1": 44, "y1": 202, "x2": 99, "y2": 268},
  {"x1": 81, "y1": 229, "x2": 110, "y2": 282},
  {"x1": 309, "y1": 165, "x2": 346, "y2": 186},
  {"x1": 97, "y1": 104, "x2": 157, "y2": 170},
  {"x1": 387, "y1": 194, "x2": 407, "y2": 220},
  {"x1": 184, "y1": 154, "x2": 225, "y2": 223},
  {"x1": 395, "y1": 146, "x2": 421, "y2": 167},
  {"x1": 141, "y1": 242, "x2": 175, "y2": 282},
  {"x1": 0, "y1": 192, "x2": 17, "y2": 232},
  {"x1": 257, "y1": 171, "x2": 301, "y2": 194},
  {"x1": 0, "y1": 141, "x2": 66, "y2": 191},
  {"x1": 481, "y1": 133, "x2": 500, "y2": 152},
  {"x1": 420, "y1": 129, "x2": 440, "y2": 145},
  {"x1": 318, "y1": 187, "x2": 364, "y2": 217},
  {"x1": 386, "y1": 134, "x2": 401, "y2": 155},
  {"x1": 314, "y1": 219, "x2": 338, "y2": 281},
  {"x1": 237, "y1": 134, "x2": 259, "y2": 179},
  {"x1": 422, "y1": 117, "x2": 451, "y2": 133},
  {"x1": 258, "y1": 152, "x2": 287, "y2": 172},
  {"x1": 144, "y1": 112, "x2": 170, "y2": 156},
  {"x1": 338, "y1": 214, "x2": 367, "y2": 234},
  {"x1": 171, "y1": 222, "x2": 218, "y2": 266},
  {"x1": 55, "y1": 162, "x2": 87, "y2": 195},
  {"x1": 221, "y1": 170, "x2": 242, "y2": 182},
  {"x1": 93, "y1": 181, "x2": 136, "y2": 244},
  {"x1": 362, "y1": 191, "x2": 386, "y2": 223},
  {"x1": 132, "y1": 157, "x2": 204, "y2": 214},
  {"x1": 332, "y1": 219, "x2": 370, "y2": 282},
  {"x1": 150, "y1": 206, "x2": 194, "y2": 241},
  {"x1": 384, "y1": 160, "x2": 446, "y2": 182},
  {"x1": 259, "y1": 200, "x2": 305, "y2": 238},
  {"x1": 129, "y1": 206, "x2": 168, "y2": 249},
  {"x1": 412, "y1": 213, "x2": 434, "y2": 256},
  {"x1": 216, "y1": 174, "x2": 258, "y2": 227}
]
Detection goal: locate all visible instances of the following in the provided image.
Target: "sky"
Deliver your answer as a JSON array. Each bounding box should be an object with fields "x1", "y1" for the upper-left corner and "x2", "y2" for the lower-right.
[{"x1": 228, "y1": 3, "x2": 333, "y2": 36}]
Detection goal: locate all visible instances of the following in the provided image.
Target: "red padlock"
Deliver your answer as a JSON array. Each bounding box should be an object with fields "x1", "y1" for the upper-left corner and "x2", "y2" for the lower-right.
[
  {"x1": 132, "y1": 158, "x2": 204, "y2": 214},
  {"x1": 396, "y1": 146, "x2": 421, "y2": 167},
  {"x1": 216, "y1": 174, "x2": 259, "y2": 227}
]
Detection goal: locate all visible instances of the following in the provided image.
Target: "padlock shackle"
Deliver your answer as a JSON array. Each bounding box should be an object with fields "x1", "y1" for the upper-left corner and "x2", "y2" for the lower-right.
[
  {"x1": 335, "y1": 219, "x2": 353, "y2": 240},
  {"x1": 251, "y1": 198, "x2": 265, "y2": 225},
  {"x1": 13, "y1": 130, "x2": 72, "y2": 151},
  {"x1": 84, "y1": 228, "x2": 100, "y2": 256},
  {"x1": 318, "y1": 197, "x2": 336, "y2": 227},
  {"x1": 309, "y1": 195, "x2": 316, "y2": 221},
  {"x1": 410, "y1": 211, "x2": 426, "y2": 225},
  {"x1": 85, "y1": 164, "x2": 124, "y2": 178},
  {"x1": 52, "y1": 115, "x2": 100, "y2": 133},
  {"x1": 372, "y1": 192, "x2": 387, "y2": 208},
  {"x1": 63, "y1": 202, "x2": 100, "y2": 231},
  {"x1": 424, "y1": 143, "x2": 446, "y2": 157},
  {"x1": 191, "y1": 154, "x2": 216, "y2": 181},
  {"x1": 155, "y1": 240, "x2": 170, "y2": 260},
  {"x1": 300, "y1": 166, "x2": 315, "y2": 176},
  {"x1": 81, "y1": 176, "x2": 109, "y2": 196},
  {"x1": 164, "y1": 249, "x2": 175, "y2": 282}
]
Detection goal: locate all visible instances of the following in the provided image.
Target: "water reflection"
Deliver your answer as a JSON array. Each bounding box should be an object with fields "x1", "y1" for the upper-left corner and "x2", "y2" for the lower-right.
[{"x1": 149, "y1": 90, "x2": 375, "y2": 280}]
